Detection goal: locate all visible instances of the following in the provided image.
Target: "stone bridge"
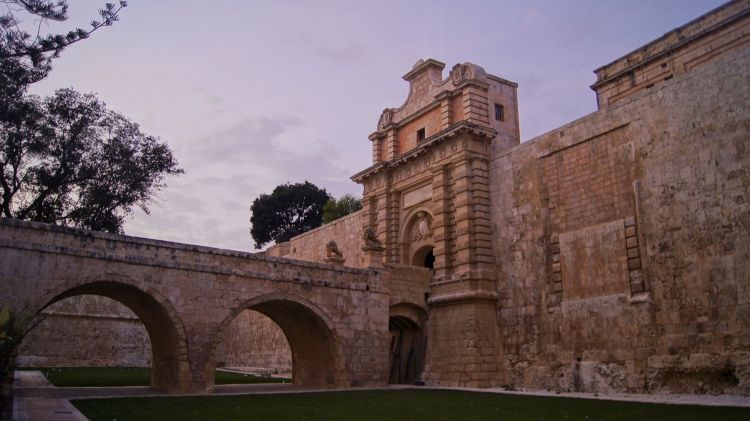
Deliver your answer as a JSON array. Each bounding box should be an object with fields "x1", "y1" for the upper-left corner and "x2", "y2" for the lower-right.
[{"x1": 0, "y1": 218, "x2": 411, "y2": 393}]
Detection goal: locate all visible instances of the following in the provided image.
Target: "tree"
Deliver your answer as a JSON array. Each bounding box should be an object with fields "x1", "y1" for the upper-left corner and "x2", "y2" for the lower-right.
[
  {"x1": 0, "y1": 88, "x2": 182, "y2": 233},
  {"x1": 0, "y1": 3, "x2": 140, "y2": 418},
  {"x1": 250, "y1": 181, "x2": 331, "y2": 249},
  {"x1": 0, "y1": 2, "x2": 181, "y2": 234},
  {"x1": 1, "y1": 1, "x2": 127, "y2": 117},
  {"x1": 322, "y1": 193, "x2": 362, "y2": 224}
]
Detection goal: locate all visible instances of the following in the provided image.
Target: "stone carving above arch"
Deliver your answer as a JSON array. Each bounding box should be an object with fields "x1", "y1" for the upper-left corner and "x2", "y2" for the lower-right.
[
  {"x1": 400, "y1": 209, "x2": 436, "y2": 266},
  {"x1": 409, "y1": 211, "x2": 433, "y2": 243}
]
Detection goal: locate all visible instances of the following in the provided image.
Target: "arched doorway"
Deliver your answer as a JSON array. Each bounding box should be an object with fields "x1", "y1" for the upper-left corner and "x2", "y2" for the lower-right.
[
  {"x1": 22, "y1": 281, "x2": 188, "y2": 393},
  {"x1": 411, "y1": 245, "x2": 435, "y2": 269},
  {"x1": 212, "y1": 295, "x2": 343, "y2": 388},
  {"x1": 388, "y1": 305, "x2": 427, "y2": 385}
]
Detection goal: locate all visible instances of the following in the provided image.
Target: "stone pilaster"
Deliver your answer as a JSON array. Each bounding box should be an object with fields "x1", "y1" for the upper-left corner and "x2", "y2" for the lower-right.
[
  {"x1": 460, "y1": 82, "x2": 490, "y2": 126},
  {"x1": 384, "y1": 129, "x2": 398, "y2": 161},
  {"x1": 437, "y1": 92, "x2": 453, "y2": 130},
  {"x1": 431, "y1": 165, "x2": 452, "y2": 278}
]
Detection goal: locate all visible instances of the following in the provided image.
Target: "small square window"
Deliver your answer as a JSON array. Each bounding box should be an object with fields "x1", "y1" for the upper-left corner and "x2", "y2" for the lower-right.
[
  {"x1": 494, "y1": 103, "x2": 504, "y2": 122},
  {"x1": 417, "y1": 128, "x2": 426, "y2": 142}
]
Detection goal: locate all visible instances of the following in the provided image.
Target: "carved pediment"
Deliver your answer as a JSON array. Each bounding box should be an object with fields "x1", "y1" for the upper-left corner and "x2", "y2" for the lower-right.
[
  {"x1": 377, "y1": 108, "x2": 393, "y2": 131},
  {"x1": 449, "y1": 62, "x2": 487, "y2": 84}
]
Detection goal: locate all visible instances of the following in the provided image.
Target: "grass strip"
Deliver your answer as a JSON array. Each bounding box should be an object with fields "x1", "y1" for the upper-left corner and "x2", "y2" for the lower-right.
[{"x1": 72, "y1": 389, "x2": 750, "y2": 421}]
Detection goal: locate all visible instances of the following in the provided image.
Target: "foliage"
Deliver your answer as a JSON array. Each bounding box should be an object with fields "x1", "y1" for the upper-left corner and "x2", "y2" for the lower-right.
[
  {"x1": 0, "y1": 1, "x2": 164, "y2": 234},
  {"x1": 71, "y1": 389, "x2": 750, "y2": 421},
  {"x1": 1, "y1": 1, "x2": 127, "y2": 118},
  {"x1": 0, "y1": 88, "x2": 183, "y2": 233},
  {"x1": 250, "y1": 181, "x2": 330, "y2": 249},
  {"x1": 322, "y1": 193, "x2": 362, "y2": 224},
  {"x1": 0, "y1": 1, "x2": 126, "y2": 70}
]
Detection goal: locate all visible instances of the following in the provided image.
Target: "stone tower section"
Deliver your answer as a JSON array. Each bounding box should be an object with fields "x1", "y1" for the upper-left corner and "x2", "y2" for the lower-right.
[{"x1": 352, "y1": 59, "x2": 520, "y2": 386}]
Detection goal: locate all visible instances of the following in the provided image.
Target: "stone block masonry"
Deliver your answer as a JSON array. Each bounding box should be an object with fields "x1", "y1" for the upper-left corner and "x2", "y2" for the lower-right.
[
  {"x1": 280, "y1": 0, "x2": 750, "y2": 395},
  {"x1": 491, "y1": 35, "x2": 750, "y2": 394}
]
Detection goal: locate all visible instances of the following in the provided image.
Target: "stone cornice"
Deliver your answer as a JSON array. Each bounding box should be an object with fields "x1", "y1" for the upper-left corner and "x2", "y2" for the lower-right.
[
  {"x1": 352, "y1": 121, "x2": 496, "y2": 183},
  {"x1": 427, "y1": 290, "x2": 499, "y2": 307},
  {"x1": 591, "y1": 1, "x2": 750, "y2": 89}
]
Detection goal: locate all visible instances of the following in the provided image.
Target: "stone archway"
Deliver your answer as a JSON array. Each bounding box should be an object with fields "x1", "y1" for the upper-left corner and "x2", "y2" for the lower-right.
[
  {"x1": 24, "y1": 280, "x2": 190, "y2": 393},
  {"x1": 388, "y1": 304, "x2": 427, "y2": 385},
  {"x1": 212, "y1": 293, "x2": 345, "y2": 389},
  {"x1": 411, "y1": 245, "x2": 435, "y2": 269}
]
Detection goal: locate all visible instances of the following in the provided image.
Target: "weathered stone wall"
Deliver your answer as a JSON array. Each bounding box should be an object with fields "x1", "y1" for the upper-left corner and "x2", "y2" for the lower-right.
[
  {"x1": 214, "y1": 310, "x2": 292, "y2": 372},
  {"x1": 386, "y1": 265, "x2": 431, "y2": 308},
  {"x1": 278, "y1": 210, "x2": 367, "y2": 268},
  {"x1": 17, "y1": 296, "x2": 151, "y2": 367},
  {"x1": 491, "y1": 42, "x2": 750, "y2": 394}
]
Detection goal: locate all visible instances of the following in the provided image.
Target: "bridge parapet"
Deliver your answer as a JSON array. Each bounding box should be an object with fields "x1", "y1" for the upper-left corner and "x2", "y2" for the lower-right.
[{"x1": 0, "y1": 218, "x2": 381, "y2": 296}]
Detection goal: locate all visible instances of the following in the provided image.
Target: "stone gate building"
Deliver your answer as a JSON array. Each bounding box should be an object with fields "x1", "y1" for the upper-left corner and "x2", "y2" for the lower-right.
[
  {"x1": 270, "y1": 0, "x2": 750, "y2": 394},
  {"x1": 4, "y1": 0, "x2": 750, "y2": 395}
]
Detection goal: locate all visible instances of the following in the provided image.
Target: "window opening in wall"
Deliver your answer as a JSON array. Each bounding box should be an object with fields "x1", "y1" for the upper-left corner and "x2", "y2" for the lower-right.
[
  {"x1": 417, "y1": 128, "x2": 425, "y2": 142},
  {"x1": 494, "y1": 103, "x2": 504, "y2": 121}
]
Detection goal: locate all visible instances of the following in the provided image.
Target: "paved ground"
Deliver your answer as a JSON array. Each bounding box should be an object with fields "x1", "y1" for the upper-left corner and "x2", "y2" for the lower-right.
[
  {"x1": 12, "y1": 371, "x2": 87, "y2": 421},
  {"x1": 12, "y1": 370, "x2": 750, "y2": 420}
]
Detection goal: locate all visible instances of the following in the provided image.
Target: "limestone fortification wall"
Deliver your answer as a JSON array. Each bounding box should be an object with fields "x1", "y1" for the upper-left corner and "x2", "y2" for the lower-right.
[
  {"x1": 490, "y1": 42, "x2": 750, "y2": 394},
  {"x1": 17, "y1": 296, "x2": 151, "y2": 367},
  {"x1": 275, "y1": 210, "x2": 367, "y2": 268},
  {"x1": 214, "y1": 309, "x2": 292, "y2": 372}
]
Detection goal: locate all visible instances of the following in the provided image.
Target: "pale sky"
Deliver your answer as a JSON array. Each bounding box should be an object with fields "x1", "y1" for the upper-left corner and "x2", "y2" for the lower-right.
[{"x1": 28, "y1": 0, "x2": 725, "y2": 251}]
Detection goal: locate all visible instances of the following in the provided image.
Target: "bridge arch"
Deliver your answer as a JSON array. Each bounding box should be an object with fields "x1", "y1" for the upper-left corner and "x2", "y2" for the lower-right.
[
  {"x1": 21, "y1": 276, "x2": 190, "y2": 393},
  {"x1": 211, "y1": 293, "x2": 345, "y2": 388}
]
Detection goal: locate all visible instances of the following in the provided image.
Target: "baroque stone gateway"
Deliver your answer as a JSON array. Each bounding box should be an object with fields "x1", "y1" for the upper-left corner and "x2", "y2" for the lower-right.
[{"x1": 2, "y1": 0, "x2": 749, "y2": 395}]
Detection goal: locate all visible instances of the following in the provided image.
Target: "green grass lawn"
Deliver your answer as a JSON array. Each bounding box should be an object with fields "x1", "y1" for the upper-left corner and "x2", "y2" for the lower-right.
[
  {"x1": 24, "y1": 367, "x2": 288, "y2": 387},
  {"x1": 71, "y1": 389, "x2": 750, "y2": 421}
]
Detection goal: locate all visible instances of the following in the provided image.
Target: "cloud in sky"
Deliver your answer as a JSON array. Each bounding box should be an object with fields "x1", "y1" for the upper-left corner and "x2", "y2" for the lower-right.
[
  {"x1": 27, "y1": 0, "x2": 727, "y2": 251},
  {"x1": 127, "y1": 113, "x2": 353, "y2": 251}
]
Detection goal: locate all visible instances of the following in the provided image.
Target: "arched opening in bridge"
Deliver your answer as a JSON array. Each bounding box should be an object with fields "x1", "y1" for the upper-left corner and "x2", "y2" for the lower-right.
[
  {"x1": 19, "y1": 281, "x2": 187, "y2": 393},
  {"x1": 389, "y1": 315, "x2": 426, "y2": 385},
  {"x1": 411, "y1": 245, "x2": 435, "y2": 269},
  {"x1": 19, "y1": 295, "x2": 153, "y2": 368},
  {"x1": 214, "y1": 309, "x2": 292, "y2": 379},
  {"x1": 213, "y1": 297, "x2": 342, "y2": 388}
]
